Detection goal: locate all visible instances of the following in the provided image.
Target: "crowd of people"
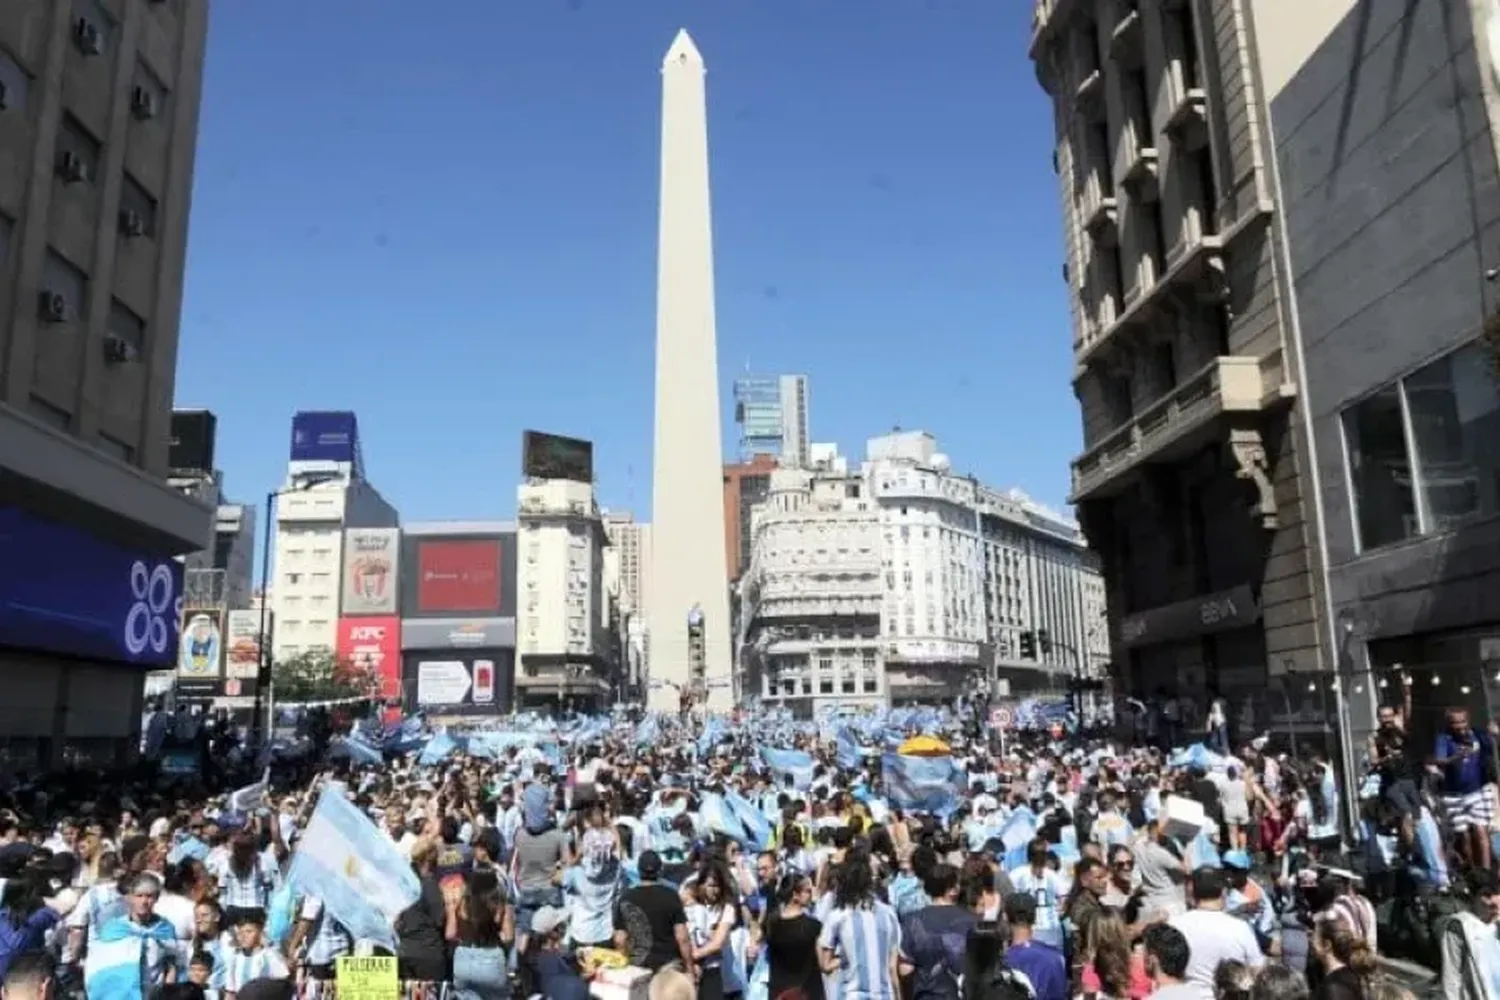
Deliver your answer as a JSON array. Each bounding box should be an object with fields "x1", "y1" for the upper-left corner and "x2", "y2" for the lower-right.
[{"x1": 0, "y1": 695, "x2": 1493, "y2": 1000}]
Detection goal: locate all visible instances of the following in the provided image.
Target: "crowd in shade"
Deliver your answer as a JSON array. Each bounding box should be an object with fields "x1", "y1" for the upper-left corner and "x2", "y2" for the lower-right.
[{"x1": 0, "y1": 692, "x2": 1498, "y2": 1000}]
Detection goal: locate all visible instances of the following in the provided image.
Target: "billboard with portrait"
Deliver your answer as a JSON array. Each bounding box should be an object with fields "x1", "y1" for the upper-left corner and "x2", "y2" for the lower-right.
[
  {"x1": 178, "y1": 609, "x2": 224, "y2": 678},
  {"x1": 224, "y1": 610, "x2": 263, "y2": 680},
  {"x1": 341, "y1": 528, "x2": 400, "y2": 616}
]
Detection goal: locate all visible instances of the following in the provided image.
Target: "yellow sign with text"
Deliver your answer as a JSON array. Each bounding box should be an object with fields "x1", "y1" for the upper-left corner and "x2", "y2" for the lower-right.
[{"x1": 335, "y1": 956, "x2": 398, "y2": 1000}]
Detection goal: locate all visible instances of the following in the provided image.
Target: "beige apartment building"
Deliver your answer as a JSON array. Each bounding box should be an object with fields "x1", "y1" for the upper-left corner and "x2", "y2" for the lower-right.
[
  {"x1": 1029, "y1": 0, "x2": 1331, "y2": 742},
  {"x1": 0, "y1": 0, "x2": 212, "y2": 769}
]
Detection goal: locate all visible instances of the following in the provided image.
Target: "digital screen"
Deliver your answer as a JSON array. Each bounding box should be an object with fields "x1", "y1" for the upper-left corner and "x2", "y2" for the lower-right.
[
  {"x1": 416, "y1": 540, "x2": 502, "y2": 614},
  {"x1": 168, "y1": 410, "x2": 217, "y2": 473},
  {"x1": 522, "y1": 430, "x2": 594, "y2": 483}
]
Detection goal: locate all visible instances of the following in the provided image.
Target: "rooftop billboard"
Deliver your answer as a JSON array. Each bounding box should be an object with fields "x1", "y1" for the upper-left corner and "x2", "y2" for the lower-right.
[
  {"x1": 522, "y1": 430, "x2": 593, "y2": 483},
  {"x1": 290, "y1": 411, "x2": 359, "y2": 463}
]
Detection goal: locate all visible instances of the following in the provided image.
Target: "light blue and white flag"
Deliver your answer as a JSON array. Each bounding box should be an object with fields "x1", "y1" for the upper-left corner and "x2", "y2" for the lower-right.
[
  {"x1": 882, "y1": 753, "x2": 963, "y2": 819},
  {"x1": 228, "y1": 768, "x2": 271, "y2": 813},
  {"x1": 286, "y1": 784, "x2": 421, "y2": 949},
  {"x1": 419, "y1": 729, "x2": 459, "y2": 766},
  {"x1": 760, "y1": 747, "x2": 814, "y2": 791},
  {"x1": 329, "y1": 735, "x2": 382, "y2": 768}
]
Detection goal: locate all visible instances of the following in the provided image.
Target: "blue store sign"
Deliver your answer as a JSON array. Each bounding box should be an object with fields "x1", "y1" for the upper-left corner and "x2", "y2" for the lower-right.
[{"x1": 0, "y1": 505, "x2": 182, "y2": 667}]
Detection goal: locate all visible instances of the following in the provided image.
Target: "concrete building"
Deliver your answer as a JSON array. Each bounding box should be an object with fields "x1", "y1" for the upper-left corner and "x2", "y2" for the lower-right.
[
  {"x1": 1240, "y1": 0, "x2": 1500, "y2": 748},
  {"x1": 1029, "y1": 0, "x2": 1329, "y2": 739},
  {"x1": 733, "y1": 374, "x2": 810, "y2": 467},
  {"x1": 723, "y1": 454, "x2": 777, "y2": 581},
  {"x1": 648, "y1": 29, "x2": 734, "y2": 712},
  {"x1": 180, "y1": 497, "x2": 255, "y2": 612},
  {"x1": 269, "y1": 412, "x2": 399, "y2": 663},
  {"x1": 738, "y1": 432, "x2": 1108, "y2": 712},
  {"x1": 602, "y1": 511, "x2": 651, "y2": 615},
  {"x1": 0, "y1": 0, "x2": 212, "y2": 769},
  {"x1": 516, "y1": 479, "x2": 614, "y2": 709}
]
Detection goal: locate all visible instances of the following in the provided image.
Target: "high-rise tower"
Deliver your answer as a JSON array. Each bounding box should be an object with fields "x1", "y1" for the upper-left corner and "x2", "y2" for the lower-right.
[{"x1": 648, "y1": 29, "x2": 733, "y2": 712}]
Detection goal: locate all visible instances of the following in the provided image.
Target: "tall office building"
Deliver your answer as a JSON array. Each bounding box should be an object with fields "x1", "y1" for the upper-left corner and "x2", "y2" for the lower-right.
[
  {"x1": 0, "y1": 0, "x2": 213, "y2": 768},
  {"x1": 649, "y1": 29, "x2": 734, "y2": 712},
  {"x1": 734, "y1": 374, "x2": 810, "y2": 467},
  {"x1": 268, "y1": 412, "x2": 399, "y2": 664},
  {"x1": 1240, "y1": 1, "x2": 1500, "y2": 750},
  {"x1": 722, "y1": 454, "x2": 776, "y2": 581},
  {"x1": 602, "y1": 511, "x2": 651, "y2": 616},
  {"x1": 1029, "y1": 0, "x2": 1327, "y2": 738}
]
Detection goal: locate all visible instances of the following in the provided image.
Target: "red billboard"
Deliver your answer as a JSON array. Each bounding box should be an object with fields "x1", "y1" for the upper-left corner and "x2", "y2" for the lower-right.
[
  {"x1": 416, "y1": 540, "x2": 503, "y2": 613},
  {"x1": 334, "y1": 616, "x2": 401, "y2": 698}
]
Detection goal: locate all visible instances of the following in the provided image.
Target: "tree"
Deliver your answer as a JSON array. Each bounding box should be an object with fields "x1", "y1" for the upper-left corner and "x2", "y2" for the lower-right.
[{"x1": 271, "y1": 648, "x2": 379, "y2": 703}]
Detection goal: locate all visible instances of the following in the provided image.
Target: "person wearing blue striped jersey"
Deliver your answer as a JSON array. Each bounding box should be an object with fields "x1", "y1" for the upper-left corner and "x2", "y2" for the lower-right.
[{"x1": 1007, "y1": 838, "x2": 1070, "y2": 951}]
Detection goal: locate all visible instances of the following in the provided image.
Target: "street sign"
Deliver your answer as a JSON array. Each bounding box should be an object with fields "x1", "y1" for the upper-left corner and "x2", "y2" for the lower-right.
[{"x1": 990, "y1": 706, "x2": 1014, "y2": 729}]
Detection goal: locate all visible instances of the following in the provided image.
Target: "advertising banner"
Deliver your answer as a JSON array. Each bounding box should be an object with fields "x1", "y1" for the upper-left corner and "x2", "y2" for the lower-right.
[
  {"x1": 415, "y1": 539, "x2": 502, "y2": 614},
  {"x1": 522, "y1": 430, "x2": 594, "y2": 482},
  {"x1": 399, "y1": 618, "x2": 515, "y2": 651},
  {"x1": 224, "y1": 610, "x2": 263, "y2": 680},
  {"x1": 403, "y1": 650, "x2": 513, "y2": 715},
  {"x1": 177, "y1": 609, "x2": 224, "y2": 678},
  {"x1": 290, "y1": 411, "x2": 359, "y2": 463},
  {"x1": 336, "y1": 616, "x2": 401, "y2": 698},
  {"x1": 341, "y1": 529, "x2": 399, "y2": 616},
  {"x1": 0, "y1": 506, "x2": 183, "y2": 667}
]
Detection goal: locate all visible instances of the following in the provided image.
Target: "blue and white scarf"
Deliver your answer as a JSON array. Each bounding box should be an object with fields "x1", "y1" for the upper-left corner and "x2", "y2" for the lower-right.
[{"x1": 84, "y1": 915, "x2": 177, "y2": 1000}]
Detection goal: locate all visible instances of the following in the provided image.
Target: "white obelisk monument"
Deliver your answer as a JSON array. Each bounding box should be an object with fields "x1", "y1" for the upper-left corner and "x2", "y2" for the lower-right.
[{"x1": 648, "y1": 29, "x2": 733, "y2": 713}]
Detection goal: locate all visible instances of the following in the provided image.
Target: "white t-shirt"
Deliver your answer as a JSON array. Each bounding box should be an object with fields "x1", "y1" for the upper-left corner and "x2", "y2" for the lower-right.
[
  {"x1": 156, "y1": 891, "x2": 197, "y2": 941},
  {"x1": 1169, "y1": 908, "x2": 1264, "y2": 988}
]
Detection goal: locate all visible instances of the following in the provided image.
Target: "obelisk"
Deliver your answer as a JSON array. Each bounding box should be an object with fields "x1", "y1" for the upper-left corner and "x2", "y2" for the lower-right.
[{"x1": 648, "y1": 29, "x2": 733, "y2": 713}]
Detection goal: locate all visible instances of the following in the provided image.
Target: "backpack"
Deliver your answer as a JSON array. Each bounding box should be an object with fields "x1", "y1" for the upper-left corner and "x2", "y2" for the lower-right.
[{"x1": 972, "y1": 963, "x2": 1036, "y2": 1000}]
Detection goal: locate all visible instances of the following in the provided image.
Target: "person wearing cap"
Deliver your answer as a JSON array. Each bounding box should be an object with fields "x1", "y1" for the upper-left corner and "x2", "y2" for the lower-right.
[{"x1": 524, "y1": 905, "x2": 587, "y2": 1000}]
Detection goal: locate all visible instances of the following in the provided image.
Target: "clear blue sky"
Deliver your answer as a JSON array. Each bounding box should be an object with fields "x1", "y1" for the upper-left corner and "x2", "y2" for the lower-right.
[{"x1": 175, "y1": 0, "x2": 1077, "y2": 522}]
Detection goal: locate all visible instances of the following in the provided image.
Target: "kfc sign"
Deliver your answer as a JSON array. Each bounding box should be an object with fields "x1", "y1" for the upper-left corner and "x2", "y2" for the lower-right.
[{"x1": 335, "y1": 616, "x2": 401, "y2": 698}]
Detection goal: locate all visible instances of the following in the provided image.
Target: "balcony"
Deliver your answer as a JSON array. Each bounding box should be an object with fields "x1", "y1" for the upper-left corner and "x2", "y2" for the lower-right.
[
  {"x1": 1122, "y1": 144, "x2": 1159, "y2": 202},
  {"x1": 1069, "y1": 355, "x2": 1294, "y2": 503},
  {"x1": 1165, "y1": 87, "x2": 1209, "y2": 152},
  {"x1": 1030, "y1": 0, "x2": 1082, "y2": 58},
  {"x1": 1083, "y1": 191, "x2": 1120, "y2": 248},
  {"x1": 1109, "y1": 1, "x2": 1143, "y2": 62}
]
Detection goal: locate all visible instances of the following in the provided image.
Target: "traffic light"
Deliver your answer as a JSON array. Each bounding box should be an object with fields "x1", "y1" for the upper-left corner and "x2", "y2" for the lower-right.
[
  {"x1": 1037, "y1": 628, "x2": 1052, "y2": 654},
  {"x1": 1019, "y1": 631, "x2": 1037, "y2": 659}
]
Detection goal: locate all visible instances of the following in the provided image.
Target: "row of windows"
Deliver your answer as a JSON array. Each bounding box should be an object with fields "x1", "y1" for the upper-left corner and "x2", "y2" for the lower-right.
[{"x1": 1343, "y1": 340, "x2": 1500, "y2": 553}]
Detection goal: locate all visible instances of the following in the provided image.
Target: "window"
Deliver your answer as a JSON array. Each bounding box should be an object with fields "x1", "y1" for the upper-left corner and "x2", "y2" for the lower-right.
[
  {"x1": 1404, "y1": 344, "x2": 1500, "y2": 530},
  {"x1": 28, "y1": 396, "x2": 71, "y2": 430},
  {"x1": 119, "y1": 174, "x2": 158, "y2": 239},
  {"x1": 1343, "y1": 342, "x2": 1500, "y2": 553},
  {"x1": 71, "y1": 0, "x2": 115, "y2": 55},
  {"x1": 0, "y1": 49, "x2": 30, "y2": 114},
  {"x1": 107, "y1": 300, "x2": 146, "y2": 355},
  {"x1": 130, "y1": 62, "x2": 167, "y2": 121},
  {"x1": 55, "y1": 115, "x2": 101, "y2": 185},
  {"x1": 98, "y1": 434, "x2": 134, "y2": 463},
  {"x1": 40, "y1": 251, "x2": 88, "y2": 322}
]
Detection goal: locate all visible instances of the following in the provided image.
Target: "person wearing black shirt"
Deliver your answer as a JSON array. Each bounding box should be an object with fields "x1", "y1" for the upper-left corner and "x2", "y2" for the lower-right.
[
  {"x1": 1369, "y1": 700, "x2": 1421, "y2": 848},
  {"x1": 763, "y1": 872, "x2": 824, "y2": 1000},
  {"x1": 612, "y1": 851, "x2": 695, "y2": 976}
]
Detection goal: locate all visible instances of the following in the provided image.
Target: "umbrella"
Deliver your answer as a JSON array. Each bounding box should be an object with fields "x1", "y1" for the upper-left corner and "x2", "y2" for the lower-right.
[{"x1": 897, "y1": 735, "x2": 951, "y2": 757}]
